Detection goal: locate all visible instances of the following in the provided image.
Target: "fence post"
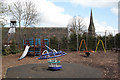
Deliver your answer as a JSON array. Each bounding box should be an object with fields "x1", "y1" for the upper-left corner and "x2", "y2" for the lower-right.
[{"x1": 105, "y1": 30, "x2": 107, "y2": 49}]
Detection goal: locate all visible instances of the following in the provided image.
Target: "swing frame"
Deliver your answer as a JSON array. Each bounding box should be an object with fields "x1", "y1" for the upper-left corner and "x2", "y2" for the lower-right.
[
  {"x1": 78, "y1": 39, "x2": 94, "y2": 53},
  {"x1": 95, "y1": 40, "x2": 106, "y2": 53}
]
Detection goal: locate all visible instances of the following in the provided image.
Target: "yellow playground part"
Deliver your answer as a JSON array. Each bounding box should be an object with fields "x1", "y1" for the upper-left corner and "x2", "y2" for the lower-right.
[
  {"x1": 78, "y1": 39, "x2": 88, "y2": 53},
  {"x1": 95, "y1": 40, "x2": 106, "y2": 53}
]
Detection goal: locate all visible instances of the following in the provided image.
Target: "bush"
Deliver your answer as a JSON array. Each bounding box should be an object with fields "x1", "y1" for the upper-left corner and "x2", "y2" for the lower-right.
[
  {"x1": 10, "y1": 39, "x2": 19, "y2": 54},
  {"x1": 106, "y1": 34, "x2": 114, "y2": 50},
  {"x1": 69, "y1": 33, "x2": 77, "y2": 51},
  {"x1": 2, "y1": 39, "x2": 20, "y2": 55},
  {"x1": 115, "y1": 33, "x2": 120, "y2": 48},
  {"x1": 2, "y1": 45, "x2": 11, "y2": 55}
]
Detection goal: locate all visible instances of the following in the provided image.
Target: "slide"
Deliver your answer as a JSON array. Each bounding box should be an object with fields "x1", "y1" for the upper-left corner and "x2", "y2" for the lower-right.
[{"x1": 18, "y1": 45, "x2": 30, "y2": 61}]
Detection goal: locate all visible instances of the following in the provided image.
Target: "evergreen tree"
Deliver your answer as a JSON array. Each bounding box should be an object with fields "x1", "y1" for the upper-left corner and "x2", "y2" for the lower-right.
[
  {"x1": 50, "y1": 37, "x2": 58, "y2": 50},
  {"x1": 115, "y1": 33, "x2": 120, "y2": 48},
  {"x1": 60, "y1": 36, "x2": 68, "y2": 50},
  {"x1": 69, "y1": 33, "x2": 77, "y2": 51}
]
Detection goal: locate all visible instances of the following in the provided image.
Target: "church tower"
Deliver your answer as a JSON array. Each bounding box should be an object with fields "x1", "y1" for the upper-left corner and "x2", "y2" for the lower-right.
[{"x1": 88, "y1": 9, "x2": 95, "y2": 36}]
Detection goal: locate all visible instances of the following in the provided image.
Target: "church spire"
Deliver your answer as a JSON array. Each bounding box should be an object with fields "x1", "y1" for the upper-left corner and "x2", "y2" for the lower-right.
[
  {"x1": 90, "y1": 9, "x2": 93, "y2": 25},
  {"x1": 88, "y1": 9, "x2": 95, "y2": 36}
]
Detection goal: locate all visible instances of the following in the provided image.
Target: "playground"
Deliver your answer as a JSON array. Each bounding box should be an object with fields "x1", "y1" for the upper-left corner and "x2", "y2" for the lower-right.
[
  {"x1": 2, "y1": 27, "x2": 119, "y2": 79},
  {"x1": 1, "y1": 19, "x2": 119, "y2": 79},
  {"x1": 1, "y1": 0, "x2": 120, "y2": 79},
  {"x1": 2, "y1": 50, "x2": 118, "y2": 78}
]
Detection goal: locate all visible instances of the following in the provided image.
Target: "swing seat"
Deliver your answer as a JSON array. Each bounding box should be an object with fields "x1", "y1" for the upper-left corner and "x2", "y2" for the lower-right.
[{"x1": 85, "y1": 52, "x2": 91, "y2": 57}]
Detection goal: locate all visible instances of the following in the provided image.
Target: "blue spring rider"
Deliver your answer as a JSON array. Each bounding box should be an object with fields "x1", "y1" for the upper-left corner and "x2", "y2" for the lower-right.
[{"x1": 38, "y1": 45, "x2": 67, "y2": 70}]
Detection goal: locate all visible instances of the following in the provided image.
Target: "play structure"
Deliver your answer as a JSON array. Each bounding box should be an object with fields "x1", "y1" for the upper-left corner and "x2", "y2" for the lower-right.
[
  {"x1": 23, "y1": 38, "x2": 49, "y2": 56},
  {"x1": 48, "y1": 60, "x2": 62, "y2": 70},
  {"x1": 38, "y1": 45, "x2": 67, "y2": 59},
  {"x1": 18, "y1": 45, "x2": 30, "y2": 60},
  {"x1": 18, "y1": 38, "x2": 49, "y2": 60},
  {"x1": 21, "y1": 36, "x2": 67, "y2": 70},
  {"x1": 78, "y1": 39, "x2": 88, "y2": 52},
  {"x1": 38, "y1": 45, "x2": 67, "y2": 70},
  {"x1": 78, "y1": 39, "x2": 94, "y2": 56},
  {"x1": 78, "y1": 39, "x2": 106, "y2": 56},
  {"x1": 95, "y1": 40, "x2": 106, "y2": 53}
]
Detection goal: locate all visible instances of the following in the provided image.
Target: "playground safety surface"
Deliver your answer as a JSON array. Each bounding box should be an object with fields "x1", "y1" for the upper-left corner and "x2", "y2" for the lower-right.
[
  {"x1": 2, "y1": 51, "x2": 118, "y2": 79},
  {"x1": 5, "y1": 63, "x2": 102, "y2": 78}
]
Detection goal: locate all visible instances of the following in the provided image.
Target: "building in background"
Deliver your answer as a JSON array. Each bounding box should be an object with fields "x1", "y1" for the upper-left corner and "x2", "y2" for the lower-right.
[{"x1": 88, "y1": 9, "x2": 95, "y2": 36}]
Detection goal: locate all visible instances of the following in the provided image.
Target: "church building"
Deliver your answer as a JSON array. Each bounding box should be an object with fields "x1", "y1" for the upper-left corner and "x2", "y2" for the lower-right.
[{"x1": 88, "y1": 9, "x2": 95, "y2": 36}]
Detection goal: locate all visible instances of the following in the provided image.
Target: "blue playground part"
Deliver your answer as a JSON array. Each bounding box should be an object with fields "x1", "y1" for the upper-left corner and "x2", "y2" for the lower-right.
[
  {"x1": 38, "y1": 51, "x2": 67, "y2": 59},
  {"x1": 48, "y1": 65, "x2": 62, "y2": 70},
  {"x1": 23, "y1": 38, "x2": 49, "y2": 56},
  {"x1": 23, "y1": 38, "x2": 49, "y2": 46}
]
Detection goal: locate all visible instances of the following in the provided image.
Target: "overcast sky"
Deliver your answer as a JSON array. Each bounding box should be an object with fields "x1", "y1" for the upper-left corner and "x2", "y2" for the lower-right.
[{"x1": 4, "y1": 0, "x2": 119, "y2": 34}]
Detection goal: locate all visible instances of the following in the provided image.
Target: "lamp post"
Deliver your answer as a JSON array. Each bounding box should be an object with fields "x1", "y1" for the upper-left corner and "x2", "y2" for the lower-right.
[
  {"x1": 77, "y1": 26, "x2": 78, "y2": 51},
  {"x1": 105, "y1": 30, "x2": 107, "y2": 49},
  {"x1": 73, "y1": 16, "x2": 79, "y2": 51}
]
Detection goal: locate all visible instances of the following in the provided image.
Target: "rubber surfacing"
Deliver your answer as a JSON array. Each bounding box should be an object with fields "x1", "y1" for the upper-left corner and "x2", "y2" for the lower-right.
[{"x1": 5, "y1": 63, "x2": 102, "y2": 78}]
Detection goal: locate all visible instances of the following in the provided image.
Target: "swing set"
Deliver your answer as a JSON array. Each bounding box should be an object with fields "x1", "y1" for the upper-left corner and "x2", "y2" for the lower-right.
[
  {"x1": 78, "y1": 39, "x2": 106, "y2": 53},
  {"x1": 78, "y1": 39, "x2": 88, "y2": 53},
  {"x1": 78, "y1": 39, "x2": 94, "y2": 53},
  {"x1": 95, "y1": 40, "x2": 106, "y2": 53}
]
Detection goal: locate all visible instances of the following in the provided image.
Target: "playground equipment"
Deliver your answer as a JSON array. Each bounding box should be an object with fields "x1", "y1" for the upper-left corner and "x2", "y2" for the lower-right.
[
  {"x1": 78, "y1": 39, "x2": 88, "y2": 52},
  {"x1": 23, "y1": 38, "x2": 49, "y2": 56},
  {"x1": 38, "y1": 45, "x2": 67, "y2": 70},
  {"x1": 18, "y1": 45, "x2": 30, "y2": 60},
  {"x1": 38, "y1": 45, "x2": 67, "y2": 59},
  {"x1": 95, "y1": 40, "x2": 106, "y2": 53},
  {"x1": 85, "y1": 52, "x2": 91, "y2": 57},
  {"x1": 48, "y1": 60, "x2": 62, "y2": 70},
  {"x1": 78, "y1": 39, "x2": 94, "y2": 57},
  {"x1": 78, "y1": 39, "x2": 94, "y2": 53},
  {"x1": 18, "y1": 38, "x2": 49, "y2": 60}
]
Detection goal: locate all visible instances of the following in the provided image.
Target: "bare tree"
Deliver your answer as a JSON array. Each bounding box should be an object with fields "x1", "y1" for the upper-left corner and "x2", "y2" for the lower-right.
[
  {"x1": 67, "y1": 16, "x2": 86, "y2": 34},
  {"x1": 9, "y1": 1, "x2": 40, "y2": 28},
  {"x1": 0, "y1": 1, "x2": 9, "y2": 27},
  {"x1": 9, "y1": 2, "x2": 23, "y2": 28},
  {"x1": 23, "y1": 1, "x2": 40, "y2": 27},
  {"x1": 8, "y1": 1, "x2": 40, "y2": 45}
]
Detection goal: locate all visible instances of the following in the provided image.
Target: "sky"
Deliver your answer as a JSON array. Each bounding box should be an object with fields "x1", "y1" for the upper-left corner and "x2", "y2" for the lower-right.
[{"x1": 4, "y1": 0, "x2": 119, "y2": 34}]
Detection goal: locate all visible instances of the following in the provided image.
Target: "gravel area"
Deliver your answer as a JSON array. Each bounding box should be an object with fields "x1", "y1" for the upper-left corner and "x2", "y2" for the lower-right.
[{"x1": 2, "y1": 50, "x2": 119, "y2": 79}]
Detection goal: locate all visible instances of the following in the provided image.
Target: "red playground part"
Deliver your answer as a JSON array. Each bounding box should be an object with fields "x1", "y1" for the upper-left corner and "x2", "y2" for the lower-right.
[
  {"x1": 41, "y1": 39, "x2": 45, "y2": 54},
  {"x1": 83, "y1": 50, "x2": 95, "y2": 53}
]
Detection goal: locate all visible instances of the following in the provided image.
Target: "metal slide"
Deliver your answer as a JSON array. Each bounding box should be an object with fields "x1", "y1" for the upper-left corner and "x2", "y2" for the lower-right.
[{"x1": 18, "y1": 45, "x2": 30, "y2": 60}]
